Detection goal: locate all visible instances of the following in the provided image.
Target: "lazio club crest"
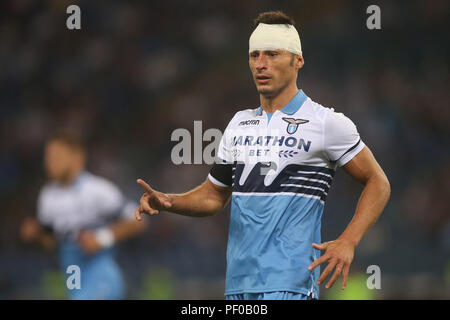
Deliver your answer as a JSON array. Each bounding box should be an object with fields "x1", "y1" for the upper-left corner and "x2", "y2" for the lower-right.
[{"x1": 282, "y1": 117, "x2": 309, "y2": 134}]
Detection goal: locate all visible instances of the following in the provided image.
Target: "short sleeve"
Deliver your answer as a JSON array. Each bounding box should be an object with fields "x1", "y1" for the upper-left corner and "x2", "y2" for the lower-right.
[
  {"x1": 216, "y1": 121, "x2": 234, "y2": 164},
  {"x1": 208, "y1": 117, "x2": 235, "y2": 187},
  {"x1": 208, "y1": 164, "x2": 233, "y2": 187},
  {"x1": 323, "y1": 111, "x2": 365, "y2": 167},
  {"x1": 95, "y1": 180, "x2": 126, "y2": 218}
]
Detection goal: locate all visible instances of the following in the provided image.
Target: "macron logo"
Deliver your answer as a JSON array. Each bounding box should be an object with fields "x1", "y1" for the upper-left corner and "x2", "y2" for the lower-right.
[{"x1": 239, "y1": 120, "x2": 260, "y2": 126}]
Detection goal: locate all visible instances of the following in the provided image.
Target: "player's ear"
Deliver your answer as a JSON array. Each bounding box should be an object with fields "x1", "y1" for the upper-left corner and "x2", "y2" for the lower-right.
[{"x1": 296, "y1": 55, "x2": 304, "y2": 69}]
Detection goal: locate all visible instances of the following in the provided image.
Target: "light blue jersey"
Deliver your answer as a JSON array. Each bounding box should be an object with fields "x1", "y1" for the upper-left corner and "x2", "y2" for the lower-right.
[
  {"x1": 208, "y1": 90, "x2": 364, "y2": 298},
  {"x1": 59, "y1": 240, "x2": 125, "y2": 300}
]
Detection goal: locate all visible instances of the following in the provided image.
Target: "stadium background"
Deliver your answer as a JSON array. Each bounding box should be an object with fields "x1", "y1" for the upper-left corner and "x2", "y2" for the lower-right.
[{"x1": 0, "y1": 0, "x2": 448, "y2": 299}]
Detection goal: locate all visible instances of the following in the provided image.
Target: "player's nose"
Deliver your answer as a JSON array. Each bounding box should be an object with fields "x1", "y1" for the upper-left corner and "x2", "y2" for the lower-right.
[{"x1": 254, "y1": 54, "x2": 267, "y2": 70}]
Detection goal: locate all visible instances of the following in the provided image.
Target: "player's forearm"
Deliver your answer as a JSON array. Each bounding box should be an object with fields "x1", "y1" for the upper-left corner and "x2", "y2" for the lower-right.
[
  {"x1": 338, "y1": 173, "x2": 391, "y2": 247},
  {"x1": 167, "y1": 182, "x2": 229, "y2": 217},
  {"x1": 109, "y1": 219, "x2": 147, "y2": 243}
]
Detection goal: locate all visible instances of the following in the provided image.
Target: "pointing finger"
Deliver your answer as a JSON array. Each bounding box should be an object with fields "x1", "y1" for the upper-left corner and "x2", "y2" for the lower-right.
[{"x1": 137, "y1": 179, "x2": 153, "y2": 194}]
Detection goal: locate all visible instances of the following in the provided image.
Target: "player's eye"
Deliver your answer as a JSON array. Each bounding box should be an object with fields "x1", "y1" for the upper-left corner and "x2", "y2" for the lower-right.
[{"x1": 268, "y1": 52, "x2": 278, "y2": 57}]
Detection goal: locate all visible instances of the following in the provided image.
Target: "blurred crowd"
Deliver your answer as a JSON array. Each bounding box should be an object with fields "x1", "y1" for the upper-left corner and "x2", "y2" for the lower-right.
[{"x1": 0, "y1": 0, "x2": 448, "y2": 299}]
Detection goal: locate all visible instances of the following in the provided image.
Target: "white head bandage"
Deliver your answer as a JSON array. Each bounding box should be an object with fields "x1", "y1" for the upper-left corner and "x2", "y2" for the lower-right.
[{"x1": 249, "y1": 23, "x2": 302, "y2": 56}]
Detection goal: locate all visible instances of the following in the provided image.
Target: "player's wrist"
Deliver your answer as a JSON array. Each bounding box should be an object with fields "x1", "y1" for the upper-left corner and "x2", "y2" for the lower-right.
[
  {"x1": 95, "y1": 227, "x2": 115, "y2": 249},
  {"x1": 337, "y1": 235, "x2": 359, "y2": 248}
]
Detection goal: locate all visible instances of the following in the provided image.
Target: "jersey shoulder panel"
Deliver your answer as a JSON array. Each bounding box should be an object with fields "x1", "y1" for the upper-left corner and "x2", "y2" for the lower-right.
[
  {"x1": 299, "y1": 97, "x2": 334, "y2": 124},
  {"x1": 227, "y1": 107, "x2": 259, "y2": 128},
  {"x1": 80, "y1": 172, "x2": 127, "y2": 218},
  {"x1": 83, "y1": 172, "x2": 123, "y2": 202},
  {"x1": 303, "y1": 97, "x2": 357, "y2": 130},
  {"x1": 37, "y1": 181, "x2": 60, "y2": 209}
]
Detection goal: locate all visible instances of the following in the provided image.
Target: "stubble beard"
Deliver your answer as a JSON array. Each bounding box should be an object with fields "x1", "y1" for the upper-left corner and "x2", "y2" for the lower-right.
[{"x1": 257, "y1": 79, "x2": 289, "y2": 99}]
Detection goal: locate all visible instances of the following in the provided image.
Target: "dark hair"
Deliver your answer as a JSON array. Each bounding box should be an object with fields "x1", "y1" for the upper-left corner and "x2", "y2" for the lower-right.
[
  {"x1": 48, "y1": 130, "x2": 85, "y2": 152},
  {"x1": 253, "y1": 11, "x2": 295, "y2": 27}
]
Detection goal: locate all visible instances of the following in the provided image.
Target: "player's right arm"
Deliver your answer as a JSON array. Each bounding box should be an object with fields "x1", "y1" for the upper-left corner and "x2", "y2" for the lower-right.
[
  {"x1": 21, "y1": 187, "x2": 57, "y2": 250},
  {"x1": 136, "y1": 112, "x2": 238, "y2": 220},
  {"x1": 135, "y1": 177, "x2": 232, "y2": 220},
  {"x1": 20, "y1": 217, "x2": 56, "y2": 250}
]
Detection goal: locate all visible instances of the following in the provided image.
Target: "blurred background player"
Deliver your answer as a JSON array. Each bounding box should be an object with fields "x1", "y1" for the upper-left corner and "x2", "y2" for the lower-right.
[{"x1": 20, "y1": 131, "x2": 147, "y2": 299}]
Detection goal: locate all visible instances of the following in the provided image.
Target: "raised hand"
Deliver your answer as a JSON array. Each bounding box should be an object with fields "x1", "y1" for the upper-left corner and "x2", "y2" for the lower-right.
[{"x1": 135, "y1": 179, "x2": 173, "y2": 221}]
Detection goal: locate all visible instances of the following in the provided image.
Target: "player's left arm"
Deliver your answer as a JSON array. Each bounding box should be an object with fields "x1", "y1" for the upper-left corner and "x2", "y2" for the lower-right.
[
  {"x1": 101, "y1": 217, "x2": 148, "y2": 244},
  {"x1": 78, "y1": 183, "x2": 149, "y2": 254},
  {"x1": 308, "y1": 145, "x2": 390, "y2": 290},
  {"x1": 79, "y1": 216, "x2": 148, "y2": 255}
]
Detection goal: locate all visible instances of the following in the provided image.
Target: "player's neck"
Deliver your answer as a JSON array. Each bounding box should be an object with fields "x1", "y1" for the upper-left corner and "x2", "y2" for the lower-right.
[
  {"x1": 260, "y1": 84, "x2": 299, "y2": 114},
  {"x1": 61, "y1": 166, "x2": 84, "y2": 186}
]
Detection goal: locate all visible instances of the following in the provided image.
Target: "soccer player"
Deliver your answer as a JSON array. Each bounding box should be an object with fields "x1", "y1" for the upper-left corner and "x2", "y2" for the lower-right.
[
  {"x1": 20, "y1": 131, "x2": 147, "y2": 299},
  {"x1": 135, "y1": 11, "x2": 390, "y2": 300}
]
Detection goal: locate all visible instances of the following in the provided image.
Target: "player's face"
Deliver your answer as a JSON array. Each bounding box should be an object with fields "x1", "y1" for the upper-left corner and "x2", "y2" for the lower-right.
[
  {"x1": 44, "y1": 141, "x2": 75, "y2": 181},
  {"x1": 249, "y1": 49, "x2": 299, "y2": 97}
]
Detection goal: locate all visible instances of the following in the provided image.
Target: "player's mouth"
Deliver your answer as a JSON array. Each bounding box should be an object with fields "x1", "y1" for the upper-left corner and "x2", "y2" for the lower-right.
[{"x1": 256, "y1": 75, "x2": 271, "y2": 84}]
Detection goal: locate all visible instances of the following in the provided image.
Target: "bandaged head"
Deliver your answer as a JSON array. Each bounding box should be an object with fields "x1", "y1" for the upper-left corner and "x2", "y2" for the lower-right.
[{"x1": 249, "y1": 23, "x2": 302, "y2": 56}]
